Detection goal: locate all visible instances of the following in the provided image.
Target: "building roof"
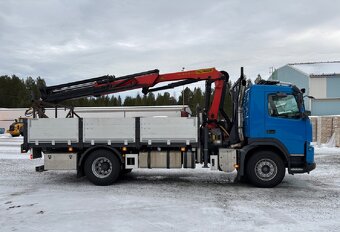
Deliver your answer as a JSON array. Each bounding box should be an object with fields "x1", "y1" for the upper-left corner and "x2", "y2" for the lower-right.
[{"x1": 288, "y1": 61, "x2": 340, "y2": 76}]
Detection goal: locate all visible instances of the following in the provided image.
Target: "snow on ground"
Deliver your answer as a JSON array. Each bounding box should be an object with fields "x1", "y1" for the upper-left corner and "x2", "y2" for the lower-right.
[
  {"x1": 314, "y1": 145, "x2": 340, "y2": 154},
  {"x1": 0, "y1": 134, "x2": 30, "y2": 159},
  {"x1": 0, "y1": 135, "x2": 339, "y2": 231}
]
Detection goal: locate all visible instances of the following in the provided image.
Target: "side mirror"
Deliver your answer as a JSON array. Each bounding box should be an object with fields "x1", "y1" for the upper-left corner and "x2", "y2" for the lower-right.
[
  {"x1": 302, "y1": 110, "x2": 311, "y2": 119},
  {"x1": 301, "y1": 88, "x2": 306, "y2": 94},
  {"x1": 303, "y1": 95, "x2": 315, "y2": 99}
]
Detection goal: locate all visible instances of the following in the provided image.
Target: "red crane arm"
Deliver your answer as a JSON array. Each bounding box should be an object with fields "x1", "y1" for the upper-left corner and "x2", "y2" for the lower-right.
[
  {"x1": 94, "y1": 68, "x2": 222, "y2": 90},
  {"x1": 41, "y1": 67, "x2": 229, "y2": 124},
  {"x1": 94, "y1": 68, "x2": 226, "y2": 121}
]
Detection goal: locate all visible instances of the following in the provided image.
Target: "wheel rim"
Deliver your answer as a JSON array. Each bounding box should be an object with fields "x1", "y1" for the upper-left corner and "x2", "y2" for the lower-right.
[
  {"x1": 254, "y1": 159, "x2": 278, "y2": 181},
  {"x1": 92, "y1": 157, "x2": 113, "y2": 178}
]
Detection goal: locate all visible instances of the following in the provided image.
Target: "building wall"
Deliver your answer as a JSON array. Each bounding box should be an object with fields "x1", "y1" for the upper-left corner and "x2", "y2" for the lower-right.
[
  {"x1": 326, "y1": 74, "x2": 340, "y2": 98},
  {"x1": 309, "y1": 75, "x2": 340, "y2": 116},
  {"x1": 311, "y1": 99, "x2": 340, "y2": 116},
  {"x1": 310, "y1": 77, "x2": 327, "y2": 98}
]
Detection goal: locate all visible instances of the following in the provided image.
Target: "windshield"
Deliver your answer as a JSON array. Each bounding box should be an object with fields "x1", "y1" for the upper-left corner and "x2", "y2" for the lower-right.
[{"x1": 268, "y1": 94, "x2": 300, "y2": 119}]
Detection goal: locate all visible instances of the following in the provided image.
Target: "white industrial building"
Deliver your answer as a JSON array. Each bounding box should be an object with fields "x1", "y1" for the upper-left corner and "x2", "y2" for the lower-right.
[
  {"x1": 269, "y1": 61, "x2": 340, "y2": 116},
  {"x1": 0, "y1": 105, "x2": 191, "y2": 130}
]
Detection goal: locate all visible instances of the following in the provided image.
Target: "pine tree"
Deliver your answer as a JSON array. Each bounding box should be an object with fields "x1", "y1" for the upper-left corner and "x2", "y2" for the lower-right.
[
  {"x1": 136, "y1": 94, "x2": 142, "y2": 106},
  {"x1": 117, "y1": 96, "x2": 122, "y2": 106}
]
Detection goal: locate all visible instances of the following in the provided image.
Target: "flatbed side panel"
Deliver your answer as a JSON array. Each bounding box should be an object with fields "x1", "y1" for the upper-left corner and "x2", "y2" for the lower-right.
[
  {"x1": 83, "y1": 118, "x2": 135, "y2": 143},
  {"x1": 28, "y1": 118, "x2": 79, "y2": 143},
  {"x1": 140, "y1": 117, "x2": 198, "y2": 144}
]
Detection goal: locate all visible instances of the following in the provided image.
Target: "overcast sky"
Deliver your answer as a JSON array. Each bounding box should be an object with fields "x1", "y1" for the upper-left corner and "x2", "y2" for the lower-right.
[{"x1": 1, "y1": 0, "x2": 340, "y2": 96}]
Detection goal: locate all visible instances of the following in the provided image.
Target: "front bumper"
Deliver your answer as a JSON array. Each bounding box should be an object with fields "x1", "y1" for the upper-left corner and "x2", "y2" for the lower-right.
[
  {"x1": 289, "y1": 162, "x2": 316, "y2": 174},
  {"x1": 305, "y1": 162, "x2": 316, "y2": 173}
]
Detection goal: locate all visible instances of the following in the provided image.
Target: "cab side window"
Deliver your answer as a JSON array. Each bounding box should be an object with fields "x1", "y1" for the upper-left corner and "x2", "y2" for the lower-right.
[{"x1": 268, "y1": 94, "x2": 300, "y2": 119}]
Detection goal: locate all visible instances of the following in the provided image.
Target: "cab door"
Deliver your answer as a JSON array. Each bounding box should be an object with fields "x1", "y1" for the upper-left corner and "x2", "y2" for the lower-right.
[{"x1": 264, "y1": 92, "x2": 306, "y2": 155}]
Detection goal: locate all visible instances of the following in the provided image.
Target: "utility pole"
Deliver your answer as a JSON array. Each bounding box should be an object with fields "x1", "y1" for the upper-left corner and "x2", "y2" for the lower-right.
[{"x1": 182, "y1": 67, "x2": 185, "y2": 106}]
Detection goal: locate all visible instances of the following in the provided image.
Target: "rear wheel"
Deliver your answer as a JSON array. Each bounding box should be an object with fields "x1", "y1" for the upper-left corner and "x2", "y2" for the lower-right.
[
  {"x1": 84, "y1": 149, "x2": 121, "y2": 186},
  {"x1": 246, "y1": 151, "x2": 285, "y2": 188}
]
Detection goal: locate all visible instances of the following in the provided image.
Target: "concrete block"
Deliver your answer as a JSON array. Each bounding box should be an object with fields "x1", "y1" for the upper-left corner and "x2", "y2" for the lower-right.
[
  {"x1": 336, "y1": 128, "x2": 340, "y2": 147},
  {"x1": 310, "y1": 117, "x2": 317, "y2": 142}
]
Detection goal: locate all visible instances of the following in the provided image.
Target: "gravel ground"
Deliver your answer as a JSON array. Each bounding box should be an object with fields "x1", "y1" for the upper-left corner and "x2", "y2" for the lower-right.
[{"x1": 0, "y1": 151, "x2": 339, "y2": 232}]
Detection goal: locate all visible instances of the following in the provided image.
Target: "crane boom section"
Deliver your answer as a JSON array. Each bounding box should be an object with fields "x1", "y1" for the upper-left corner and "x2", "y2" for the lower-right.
[
  {"x1": 94, "y1": 68, "x2": 225, "y2": 121},
  {"x1": 40, "y1": 67, "x2": 228, "y2": 122},
  {"x1": 94, "y1": 68, "x2": 222, "y2": 90}
]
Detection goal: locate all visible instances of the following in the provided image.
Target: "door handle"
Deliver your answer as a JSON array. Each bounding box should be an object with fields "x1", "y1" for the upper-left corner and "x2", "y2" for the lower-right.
[{"x1": 266, "y1": 130, "x2": 276, "y2": 134}]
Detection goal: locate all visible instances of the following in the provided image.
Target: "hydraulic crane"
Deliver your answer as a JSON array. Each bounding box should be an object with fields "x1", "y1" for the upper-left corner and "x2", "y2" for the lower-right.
[
  {"x1": 38, "y1": 68, "x2": 233, "y2": 126},
  {"x1": 36, "y1": 67, "x2": 245, "y2": 141},
  {"x1": 30, "y1": 67, "x2": 245, "y2": 169}
]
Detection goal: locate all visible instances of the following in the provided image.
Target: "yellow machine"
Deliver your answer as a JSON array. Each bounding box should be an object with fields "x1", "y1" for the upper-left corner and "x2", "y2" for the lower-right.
[{"x1": 7, "y1": 118, "x2": 25, "y2": 137}]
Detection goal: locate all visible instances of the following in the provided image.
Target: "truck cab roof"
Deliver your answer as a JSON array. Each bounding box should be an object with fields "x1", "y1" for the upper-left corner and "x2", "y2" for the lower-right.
[{"x1": 253, "y1": 80, "x2": 303, "y2": 94}]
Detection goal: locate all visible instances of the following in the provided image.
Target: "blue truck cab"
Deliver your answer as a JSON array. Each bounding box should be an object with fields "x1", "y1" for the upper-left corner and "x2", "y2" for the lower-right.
[{"x1": 238, "y1": 81, "x2": 316, "y2": 187}]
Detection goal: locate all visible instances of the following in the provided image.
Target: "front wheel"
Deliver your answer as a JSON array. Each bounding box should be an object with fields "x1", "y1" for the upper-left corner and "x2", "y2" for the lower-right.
[
  {"x1": 246, "y1": 151, "x2": 285, "y2": 188},
  {"x1": 84, "y1": 149, "x2": 121, "y2": 186}
]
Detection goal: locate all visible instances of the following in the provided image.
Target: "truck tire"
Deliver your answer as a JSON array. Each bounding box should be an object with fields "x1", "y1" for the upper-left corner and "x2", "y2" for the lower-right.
[
  {"x1": 246, "y1": 151, "x2": 285, "y2": 188},
  {"x1": 238, "y1": 175, "x2": 249, "y2": 184},
  {"x1": 84, "y1": 149, "x2": 121, "y2": 186}
]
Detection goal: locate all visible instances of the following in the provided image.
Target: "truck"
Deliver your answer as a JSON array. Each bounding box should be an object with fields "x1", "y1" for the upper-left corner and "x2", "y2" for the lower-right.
[{"x1": 21, "y1": 67, "x2": 316, "y2": 187}]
